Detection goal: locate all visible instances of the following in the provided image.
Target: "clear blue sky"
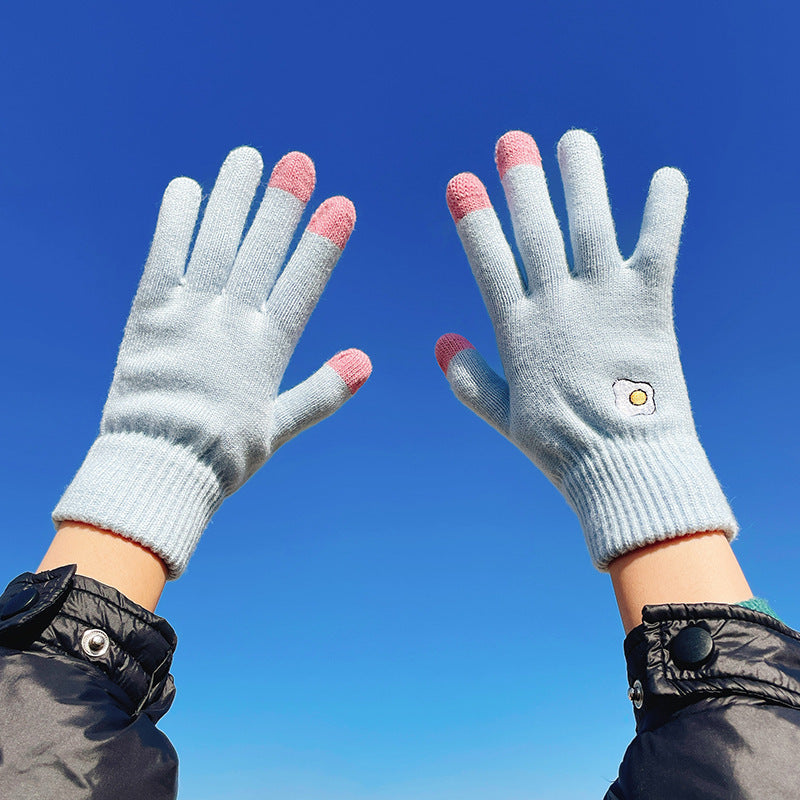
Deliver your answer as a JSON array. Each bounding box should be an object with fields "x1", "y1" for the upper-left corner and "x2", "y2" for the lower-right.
[{"x1": 1, "y1": 2, "x2": 799, "y2": 798}]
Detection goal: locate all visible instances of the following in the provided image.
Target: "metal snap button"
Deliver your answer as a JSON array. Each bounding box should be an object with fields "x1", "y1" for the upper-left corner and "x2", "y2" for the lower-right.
[
  {"x1": 669, "y1": 625, "x2": 714, "y2": 669},
  {"x1": 627, "y1": 678, "x2": 643, "y2": 709},
  {"x1": 81, "y1": 628, "x2": 110, "y2": 658},
  {"x1": 0, "y1": 587, "x2": 40, "y2": 620}
]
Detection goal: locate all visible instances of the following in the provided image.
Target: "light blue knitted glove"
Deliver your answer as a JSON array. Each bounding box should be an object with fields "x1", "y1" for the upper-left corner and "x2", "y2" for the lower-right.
[
  {"x1": 437, "y1": 129, "x2": 737, "y2": 570},
  {"x1": 53, "y1": 147, "x2": 371, "y2": 578}
]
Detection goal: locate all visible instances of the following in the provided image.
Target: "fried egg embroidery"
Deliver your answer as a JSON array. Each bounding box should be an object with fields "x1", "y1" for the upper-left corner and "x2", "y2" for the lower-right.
[{"x1": 613, "y1": 379, "x2": 655, "y2": 417}]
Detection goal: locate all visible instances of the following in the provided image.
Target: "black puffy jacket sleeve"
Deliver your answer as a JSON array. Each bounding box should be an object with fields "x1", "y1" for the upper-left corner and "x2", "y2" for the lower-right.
[
  {"x1": 605, "y1": 602, "x2": 800, "y2": 799},
  {"x1": 2, "y1": 569, "x2": 799, "y2": 799},
  {"x1": 0, "y1": 565, "x2": 178, "y2": 800}
]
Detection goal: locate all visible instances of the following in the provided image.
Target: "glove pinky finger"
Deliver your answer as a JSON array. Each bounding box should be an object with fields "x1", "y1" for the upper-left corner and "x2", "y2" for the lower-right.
[
  {"x1": 139, "y1": 177, "x2": 201, "y2": 299},
  {"x1": 629, "y1": 166, "x2": 688, "y2": 283},
  {"x1": 436, "y1": 334, "x2": 510, "y2": 436}
]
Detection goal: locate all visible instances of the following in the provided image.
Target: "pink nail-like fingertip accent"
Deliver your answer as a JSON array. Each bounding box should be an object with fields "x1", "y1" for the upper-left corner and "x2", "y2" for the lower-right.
[
  {"x1": 268, "y1": 151, "x2": 316, "y2": 203},
  {"x1": 495, "y1": 131, "x2": 542, "y2": 179},
  {"x1": 446, "y1": 173, "x2": 491, "y2": 222},
  {"x1": 435, "y1": 333, "x2": 475, "y2": 374},
  {"x1": 328, "y1": 348, "x2": 372, "y2": 394},
  {"x1": 308, "y1": 196, "x2": 356, "y2": 250}
]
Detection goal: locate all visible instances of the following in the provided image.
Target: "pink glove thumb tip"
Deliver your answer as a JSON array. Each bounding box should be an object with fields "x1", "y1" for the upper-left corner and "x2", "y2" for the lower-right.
[
  {"x1": 328, "y1": 348, "x2": 372, "y2": 394},
  {"x1": 435, "y1": 334, "x2": 475, "y2": 374},
  {"x1": 446, "y1": 173, "x2": 491, "y2": 222}
]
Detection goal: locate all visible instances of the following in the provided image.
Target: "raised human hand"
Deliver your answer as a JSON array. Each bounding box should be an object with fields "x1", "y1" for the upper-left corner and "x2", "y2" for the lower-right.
[
  {"x1": 53, "y1": 147, "x2": 371, "y2": 578},
  {"x1": 436, "y1": 130, "x2": 736, "y2": 569}
]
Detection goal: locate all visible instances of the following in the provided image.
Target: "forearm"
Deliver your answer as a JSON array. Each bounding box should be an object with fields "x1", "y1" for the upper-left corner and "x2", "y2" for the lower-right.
[
  {"x1": 37, "y1": 521, "x2": 168, "y2": 612},
  {"x1": 608, "y1": 530, "x2": 752, "y2": 634}
]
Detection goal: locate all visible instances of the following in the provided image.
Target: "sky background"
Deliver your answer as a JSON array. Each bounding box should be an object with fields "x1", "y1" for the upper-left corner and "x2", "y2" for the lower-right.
[{"x1": 1, "y1": 2, "x2": 799, "y2": 798}]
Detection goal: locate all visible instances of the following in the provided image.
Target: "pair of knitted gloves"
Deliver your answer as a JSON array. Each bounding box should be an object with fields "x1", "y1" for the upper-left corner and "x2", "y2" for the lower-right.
[{"x1": 53, "y1": 131, "x2": 736, "y2": 579}]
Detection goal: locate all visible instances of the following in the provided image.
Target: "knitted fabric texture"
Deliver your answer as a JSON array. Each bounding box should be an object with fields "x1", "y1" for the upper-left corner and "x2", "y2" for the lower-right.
[
  {"x1": 53, "y1": 148, "x2": 370, "y2": 578},
  {"x1": 438, "y1": 129, "x2": 737, "y2": 570},
  {"x1": 737, "y1": 597, "x2": 782, "y2": 622}
]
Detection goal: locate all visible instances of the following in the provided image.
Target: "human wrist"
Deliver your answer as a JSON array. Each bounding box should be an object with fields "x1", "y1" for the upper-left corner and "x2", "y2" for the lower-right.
[
  {"x1": 52, "y1": 432, "x2": 224, "y2": 580},
  {"x1": 38, "y1": 520, "x2": 168, "y2": 612},
  {"x1": 560, "y1": 432, "x2": 737, "y2": 570},
  {"x1": 609, "y1": 531, "x2": 752, "y2": 634}
]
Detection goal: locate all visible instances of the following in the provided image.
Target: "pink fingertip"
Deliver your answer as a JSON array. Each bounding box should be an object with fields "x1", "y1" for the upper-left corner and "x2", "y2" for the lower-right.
[
  {"x1": 446, "y1": 173, "x2": 491, "y2": 223},
  {"x1": 495, "y1": 131, "x2": 542, "y2": 179},
  {"x1": 308, "y1": 196, "x2": 356, "y2": 250},
  {"x1": 328, "y1": 348, "x2": 372, "y2": 394},
  {"x1": 435, "y1": 333, "x2": 475, "y2": 374},
  {"x1": 268, "y1": 151, "x2": 316, "y2": 203}
]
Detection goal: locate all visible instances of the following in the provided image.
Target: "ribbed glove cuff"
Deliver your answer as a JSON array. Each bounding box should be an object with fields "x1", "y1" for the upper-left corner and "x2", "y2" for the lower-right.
[
  {"x1": 560, "y1": 434, "x2": 738, "y2": 571},
  {"x1": 52, "y1": 432, "x2": 224, "y2": 579}
]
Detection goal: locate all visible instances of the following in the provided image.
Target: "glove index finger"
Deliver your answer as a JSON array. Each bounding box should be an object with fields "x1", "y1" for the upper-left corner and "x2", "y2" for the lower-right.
[
  {"x1": 447, "y1": 173, "x2": 525, "y2": 318},
  {"x1": 265, "y1": 196, "x2": 356, "y2": 344},
  {"x1": 307, "y1": 194, "x2": 356, "y2": 250}
]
